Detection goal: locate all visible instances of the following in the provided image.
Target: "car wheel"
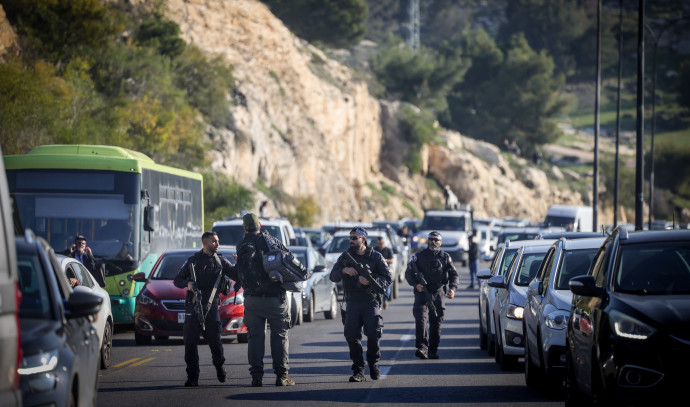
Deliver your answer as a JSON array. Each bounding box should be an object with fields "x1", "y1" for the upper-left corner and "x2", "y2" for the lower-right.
[
  {"x1": 304, "y1": 295, "x2": 314, "y2": 322},
  {"x1": 237, "y1": 333, "x2": 248, "y2": 343},
  {"x1": 100, "y1": 320, "x2": 113, "y2": 369},
  {"x1": 324, "y1": 290, "x2": 337, "y2": 320},
  {"x1": 524, "y1": 328, "x2": 543, "y2": 388},
  {"x1": 479, "y1": 303, "x2": 488, "y2": 350},
  {"x1": 134, "y1": 331, "x2": 152, "y2": 345}
]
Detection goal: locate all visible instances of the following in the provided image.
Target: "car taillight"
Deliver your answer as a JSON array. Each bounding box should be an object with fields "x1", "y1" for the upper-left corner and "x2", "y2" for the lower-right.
[{"x1": 13, "y1": 282, "x2": 22, "y2": 388}]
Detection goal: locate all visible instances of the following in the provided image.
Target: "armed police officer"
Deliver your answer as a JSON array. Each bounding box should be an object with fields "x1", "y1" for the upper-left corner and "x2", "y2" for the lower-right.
[
  {"x1": 173, "y1": 231, "x2": 236, "y2": 387},
  {"x1": 405, "y1": 231, "x2": 459, "y2": 360},
  {"x1": 235, "y1": 213, "x2": 302, "y2": 388},
  {"x1": 330, "y1": 227, "x2": 391, "y2": 382}
]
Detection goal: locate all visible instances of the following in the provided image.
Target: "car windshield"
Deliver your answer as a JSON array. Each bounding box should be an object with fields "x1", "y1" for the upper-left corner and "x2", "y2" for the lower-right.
[
  {"x1": 152, "y1": 253, "x2": 189, "y2": 280},
  {"x1": 615, "y1": 242, "x2": 690, "y2": 295},
  {"x1": 17, "y1": 254, "x2": 53, "y2": 319},
  {"x1": 422, "y1": 216, "x2": 466, "y2": 231},
  {"x1": 328, "y1": 236, "x2": 351, "y2": 253},
  {"x1": 514, "y1": 252, "x2": 547, "y2": 286},
  {"x1": 555, "y1": 248, "x2": 598, "y2": 290}
]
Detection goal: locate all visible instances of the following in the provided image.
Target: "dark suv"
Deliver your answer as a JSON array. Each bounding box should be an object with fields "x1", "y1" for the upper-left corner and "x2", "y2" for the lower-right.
[
  {"x1": 565, "y1": 228, "x2": 690, "y2": 405},
  {"x1": 16, "y1": 231, "x2": 103, "y2": 407}
]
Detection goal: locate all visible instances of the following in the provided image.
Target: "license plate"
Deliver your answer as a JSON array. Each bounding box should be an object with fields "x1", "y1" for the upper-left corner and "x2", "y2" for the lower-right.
[{"x1": 178, "y1": 313, "x2": 185, "y2": 323}]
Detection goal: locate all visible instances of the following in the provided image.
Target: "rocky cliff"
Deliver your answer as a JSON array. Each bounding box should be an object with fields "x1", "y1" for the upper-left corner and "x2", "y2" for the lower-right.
[{"x1": 1, "y1": 0, "x2": 585, "y2": 226}]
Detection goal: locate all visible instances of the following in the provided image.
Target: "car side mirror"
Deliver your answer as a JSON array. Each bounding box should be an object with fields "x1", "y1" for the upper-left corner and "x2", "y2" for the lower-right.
[
  {"x1": 569, "y1": 275, "x2": 603, "y2": 297},
  {"x1": 477, "y1": 268, "x2": 492, "y2": 280},
  {"x1": 487, "y1": 275, "x2": 507, "y2": 289},
  {"x1": 66, "y1": 289, "x2": 103, "y2": 318},
  {"x1": 131, "y1": 272, "x2": 147, "y2": 282}
]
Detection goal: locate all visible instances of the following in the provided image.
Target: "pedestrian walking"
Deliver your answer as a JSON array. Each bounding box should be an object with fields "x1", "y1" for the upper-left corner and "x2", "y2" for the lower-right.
[
  {"x1": 330, "y1": 227, "x2": 392, "y2": 382},
  {"x1": 405, "y1": 231, "x2": 459, "y2": 359},
  {"x1": 467, "y1": 234, "x2": 479, "y2": 289}
]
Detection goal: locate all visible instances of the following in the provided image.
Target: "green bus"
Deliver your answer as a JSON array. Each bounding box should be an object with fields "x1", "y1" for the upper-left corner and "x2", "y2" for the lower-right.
[{"x1": 4, "y1": 145, "x2": 203, "y2": 325}]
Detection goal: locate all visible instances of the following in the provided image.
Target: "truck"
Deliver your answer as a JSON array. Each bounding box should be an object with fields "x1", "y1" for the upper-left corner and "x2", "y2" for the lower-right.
[
  {"x1": 416, "y1": 206, "x2": 474, "y2": 266},
  {"x1": 543, "y1": 205, "x2": 594, "y2": 232}
]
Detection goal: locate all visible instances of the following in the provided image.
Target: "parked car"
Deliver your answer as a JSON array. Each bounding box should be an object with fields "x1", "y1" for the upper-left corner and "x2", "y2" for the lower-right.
[
  {"x1": 536, "y1": 231, "x2": 603, "y2": 240},
  {"x1": 476, "y1": 239, "x2": 554, "y2": 356},
  {"x1": 57, "y1": 255, "x2": 114, "y2": 369},
  {"x1": 289, "y1": 246, "x2": 338, "y2": 322},
  {"x1": 565, "y1": 228, "x2": 690, "y2": 406},
  {"x1": 0, "y1": 143, "x2": 21, "y2": 407},
  {"x1": 488, "y1": 240, "x2": 554, "y2": 370},
  {"x1": 475, "y1": 225, "x2": 497, "y2": 261},
  {"x1": 523, "y1": 236, "x2": 605, "y2": 390},
  {"x1": 133, "y1": 248, "x2": 248, "y2": 344},
  {"x1": 16, "y1": 231, "x2": 102, "y2": 407},
  {"x1": 292, "y1": 227, "x2": 313, "y2": 248},
  {"x1": 496, "y1": 227, "x2": 544, "y2": 245},
  {"x1": 212, "y1": 216, "x2": 297, "y2": 247},
  {"x1": 302, "y1": 228, "x2": 328, "y2": 249}
]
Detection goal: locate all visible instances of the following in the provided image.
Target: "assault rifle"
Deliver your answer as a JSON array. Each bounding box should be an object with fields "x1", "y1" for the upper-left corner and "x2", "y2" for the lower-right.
[
  {"x1": 410, "y1": 262, "x2": 437, "y2": 318},
  {"x1": 341, "y1": 251, "x2": 386, "y2": 295},
  {"x1": 188, "y1": 263, "x2": 207, "y2": 330}
]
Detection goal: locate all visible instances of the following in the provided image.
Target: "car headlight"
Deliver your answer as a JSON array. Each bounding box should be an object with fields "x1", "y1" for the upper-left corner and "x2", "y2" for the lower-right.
[
  {"x1": 222, "y1": 291, "x2": 244, "y2": 306},
  {"x1": 544, "y1": 310, "x2": 569, "y2": 330},
  {"x1": 609, "y1": 310, "x2": 656, "y2": 340},
  {"x1": 19, "y1": 350, "x2": 58, "y2": 375},
  {"x1": 138, "y1": 292, "x2": 159, "y2": 307},
  {"x1": 507, "y1": 303, "x2": 524, "y2": 320}
]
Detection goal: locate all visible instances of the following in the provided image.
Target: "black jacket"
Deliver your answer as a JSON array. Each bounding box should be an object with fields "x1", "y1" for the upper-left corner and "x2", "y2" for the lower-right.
[
  {"x1": 330, "y1": 247, "x2": 392, "y2": 302},
  {"x1": 405, "y1": 248, "x2": 459, "y2": 292},
  {"x1": 174, "y1": 250, "x2": 235, "y2": 305},
  {"x1": 235, "y1": 231, "x2": 286, "y2": 296}
]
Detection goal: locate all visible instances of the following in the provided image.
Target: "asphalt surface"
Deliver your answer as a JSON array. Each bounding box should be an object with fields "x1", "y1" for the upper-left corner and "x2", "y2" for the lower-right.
[{"x1": 97, "y1": 261, "x2": 564, "y2": 407}]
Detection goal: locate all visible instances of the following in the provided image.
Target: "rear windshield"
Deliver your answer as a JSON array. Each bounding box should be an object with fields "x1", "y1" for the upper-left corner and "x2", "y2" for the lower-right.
[
  {"x1": 212, "y1": 224, "x2": 283, "y2": 246},
  {"x1": 615, "y1": 242, "x2": 690, "y2": 295},
  {"x1": 17, "y1": 254, "x2": 53, "y2": 319},
  {"x1": 555, "y1": 248, "x2": 598, "y2": 290},
  {"x1": 421, "y1": 215, "x2": 467, "y2": 231}
]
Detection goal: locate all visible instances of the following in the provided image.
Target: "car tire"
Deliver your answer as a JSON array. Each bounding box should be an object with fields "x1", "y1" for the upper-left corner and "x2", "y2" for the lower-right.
[
  {"x1": 324, "y1": 290, "x2": 337, "y2": 320},
  {"x1": 237, "y1": 333, "x2": 248, "y2": 343},
  {"x1": 100, "y1": 319, "x2": 113, "y2": 369},
  {"x1": 565, "y1": 347, "x2": 591, "y2": 407},
  {"x1": 304, "y1": 295, "x2": 314, "y2": 322},
  {"x1": 134, "y1": 331, "x2": 152, "y2": 345},
  {"x1": 479, "y1": 303, "x2": 488, "y2": 350}
]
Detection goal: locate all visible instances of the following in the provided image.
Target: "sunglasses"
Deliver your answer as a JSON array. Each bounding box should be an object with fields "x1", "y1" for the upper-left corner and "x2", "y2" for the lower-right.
[
  {"x1": 428, "y1": 237, "x2": 440, "y2": 242},
  {"x1": 349, "y1": 236, "x2": 361, "y2": 240}
]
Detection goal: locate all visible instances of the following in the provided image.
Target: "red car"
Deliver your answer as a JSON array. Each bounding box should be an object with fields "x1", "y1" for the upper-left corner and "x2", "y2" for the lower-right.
[{"x1": 133, "y1": 249, "x2": 247, "y2": 344}]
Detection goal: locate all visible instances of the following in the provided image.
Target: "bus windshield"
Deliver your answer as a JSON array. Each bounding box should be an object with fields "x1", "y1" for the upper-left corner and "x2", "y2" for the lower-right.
[{"x1": 9, "y1": 170, "x2": 140, "y2": 264}]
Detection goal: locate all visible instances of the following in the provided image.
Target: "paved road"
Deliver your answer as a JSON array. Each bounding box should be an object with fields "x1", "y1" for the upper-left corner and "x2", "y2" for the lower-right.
[{"x1": 97, "y1": 262, "x2": 564, "y2": 407}]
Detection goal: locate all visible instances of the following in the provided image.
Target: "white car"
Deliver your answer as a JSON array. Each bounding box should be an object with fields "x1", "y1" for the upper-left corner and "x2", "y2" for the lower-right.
[
  {"x1": 474, "y1": 225, "x2": 497, "y2": 261},
  {"x1": 57, "y1": 255, "x2": 114, "y2": 369}
]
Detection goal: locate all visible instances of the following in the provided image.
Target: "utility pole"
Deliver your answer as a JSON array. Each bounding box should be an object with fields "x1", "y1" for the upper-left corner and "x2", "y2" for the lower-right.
[
  {"x1": 407, "y1": 0, "x2": 420, "y2": 50},
  {"x1": 593, "y1": 0, "x2": 601, "y2": 232},
  {"x1": 635, "y1": 0, "x2": 645, "y2": 231},
  {"x1": 614, "y1": 0, "x2": 623, "y2": 228}
]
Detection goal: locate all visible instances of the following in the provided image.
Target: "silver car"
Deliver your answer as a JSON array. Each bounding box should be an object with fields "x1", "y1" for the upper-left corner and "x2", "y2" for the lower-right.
[
  {"x1": 488, "y1": 240, "x2": 554, "y2": 370},
  {"x1": 291, "y1": 246, "x2": 338, "y2": 322},
  {"x1": 477, "y1": 239, "x2": 554, "y2": 356},
  {"x1": 57, "y1": 255, "x2": 114, "y2": 369},
  {"x1": 523, "y1": 236, "x2": 604, "y2": 389}
]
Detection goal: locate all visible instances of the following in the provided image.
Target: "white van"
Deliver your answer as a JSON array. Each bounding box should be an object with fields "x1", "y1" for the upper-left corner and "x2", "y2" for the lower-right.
[{"x1": 543, "y1": 205, "x2": 594, "y2": 232}]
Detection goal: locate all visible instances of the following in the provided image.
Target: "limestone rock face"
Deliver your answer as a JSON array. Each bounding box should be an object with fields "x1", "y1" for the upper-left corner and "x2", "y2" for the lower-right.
[{"x1": 1, "y1": 0, "x2": 581, "y2": 225}]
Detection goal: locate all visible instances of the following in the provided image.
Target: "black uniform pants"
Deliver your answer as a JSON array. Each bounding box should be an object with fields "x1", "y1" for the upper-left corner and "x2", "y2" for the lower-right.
[
  {"x1": 412, "y1": 290, "x2": 446, "y2": 354},
  {"x1": 183, "y1": 304, "x2": 225, "y2": 381},
  {"x1": 343, "y1": 299, "x2": 383, "y2": 374}
]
